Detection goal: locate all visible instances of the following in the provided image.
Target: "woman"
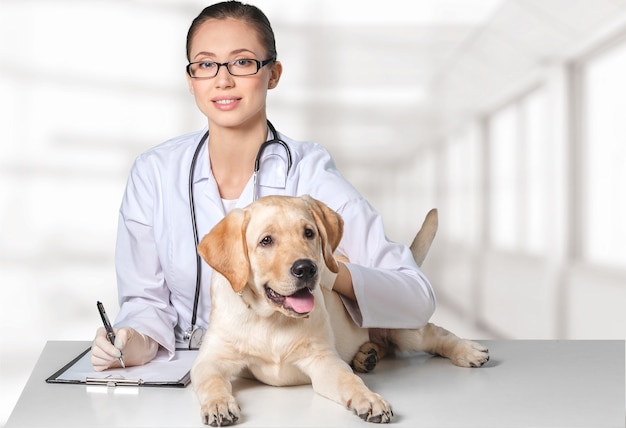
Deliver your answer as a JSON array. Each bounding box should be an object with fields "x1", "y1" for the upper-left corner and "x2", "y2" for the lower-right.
[{"x1": 91, "y1": 0, "x2": 435, "y2": 370}]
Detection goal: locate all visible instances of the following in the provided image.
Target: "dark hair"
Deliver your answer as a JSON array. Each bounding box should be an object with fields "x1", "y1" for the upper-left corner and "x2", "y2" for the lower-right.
[{"x1": 186, "y1": 1, "x2": 277, "y2": 61}]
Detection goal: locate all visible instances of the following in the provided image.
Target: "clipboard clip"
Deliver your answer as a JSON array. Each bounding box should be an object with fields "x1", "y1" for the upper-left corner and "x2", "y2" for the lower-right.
[{"x1": 86, "y1": 376, "x2": 144, "y2": 387}]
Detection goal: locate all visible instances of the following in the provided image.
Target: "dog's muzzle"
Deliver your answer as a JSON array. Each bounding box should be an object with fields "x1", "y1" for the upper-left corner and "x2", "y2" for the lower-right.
[{"x1": 264, "y1": 259, "x2": 318, "y2": 316}]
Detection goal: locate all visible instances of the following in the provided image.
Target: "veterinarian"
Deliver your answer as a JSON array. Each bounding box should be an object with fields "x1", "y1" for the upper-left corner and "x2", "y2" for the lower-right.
[{"x1": 91, "y1": 0, "x2": 436, "y2": 370}]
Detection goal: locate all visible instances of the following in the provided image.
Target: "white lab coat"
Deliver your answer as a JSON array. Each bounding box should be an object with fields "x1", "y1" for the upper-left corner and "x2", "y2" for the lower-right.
[{"x1": 114, "y1": 127, "x2": 436, "y2": 356}]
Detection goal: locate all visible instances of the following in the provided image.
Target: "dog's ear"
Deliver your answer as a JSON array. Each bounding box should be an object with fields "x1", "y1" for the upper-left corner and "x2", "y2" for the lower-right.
[
  {"x1": 198, "y1": 208, "x2": 250, "y2": 293},
  {"x1": 305, "y1": 196, "x2": 344, "y2": 274}
]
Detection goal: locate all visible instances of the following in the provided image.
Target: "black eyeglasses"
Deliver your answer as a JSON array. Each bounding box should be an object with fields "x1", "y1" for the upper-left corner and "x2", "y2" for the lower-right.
[{"x1": 186, "y1": 58, "x2": 275, "y2": 79}]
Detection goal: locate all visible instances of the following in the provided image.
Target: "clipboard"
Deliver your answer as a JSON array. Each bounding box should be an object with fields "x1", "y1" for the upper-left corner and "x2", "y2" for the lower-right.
[{"x1": 46, "y1": 346, "x2": 198, "y2": 388}]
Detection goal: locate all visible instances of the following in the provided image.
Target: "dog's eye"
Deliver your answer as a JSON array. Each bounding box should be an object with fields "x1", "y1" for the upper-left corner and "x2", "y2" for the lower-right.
[
  {"x1": 304, "y1": 228, "x2": 315, "y2": 239},
  {"x1": 260, "y1": 235, "x2": 273, "y2": 247}
]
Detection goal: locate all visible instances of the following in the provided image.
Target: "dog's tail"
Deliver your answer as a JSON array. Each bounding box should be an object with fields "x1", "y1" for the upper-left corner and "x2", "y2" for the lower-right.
[{"x1": 409, "y1": 208, "x2": 438, "y2": 267}]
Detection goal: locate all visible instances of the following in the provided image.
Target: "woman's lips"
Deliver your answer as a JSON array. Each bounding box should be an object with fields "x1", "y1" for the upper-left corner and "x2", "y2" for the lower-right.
[{"x1": 212, "y1": 98, "x2": 241, "y2": 111}]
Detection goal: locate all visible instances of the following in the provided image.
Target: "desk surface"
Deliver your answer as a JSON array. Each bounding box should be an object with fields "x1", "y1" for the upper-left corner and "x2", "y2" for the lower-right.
[{"x1": 6, "y1": 340, "x2": 625, "y2": 427}]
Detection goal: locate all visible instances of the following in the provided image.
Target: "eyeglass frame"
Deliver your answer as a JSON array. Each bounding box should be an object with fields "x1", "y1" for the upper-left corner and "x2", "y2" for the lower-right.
[{"x1": 186, "y1": 57, "x2": 276, "y2": 79}]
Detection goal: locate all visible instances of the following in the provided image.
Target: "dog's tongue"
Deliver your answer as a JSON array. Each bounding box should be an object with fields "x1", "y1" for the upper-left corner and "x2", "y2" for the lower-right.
[{"x1": 285, "y1": 289, "x2": 314, "y2": 314}]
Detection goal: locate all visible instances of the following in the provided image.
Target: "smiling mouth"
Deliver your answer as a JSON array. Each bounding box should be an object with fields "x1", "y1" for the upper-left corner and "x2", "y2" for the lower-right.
[
  {"x1": 213, "y1": 99, "x2": 239, "y2": 105},
  {"x1": 265, "y1": 285, "x2": 315, "y2": 315}
]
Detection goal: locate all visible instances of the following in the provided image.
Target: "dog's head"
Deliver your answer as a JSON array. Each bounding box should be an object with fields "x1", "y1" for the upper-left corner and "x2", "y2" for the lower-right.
[{"x1": 198, "y1": 195, "x2": 343, "y2": 318}]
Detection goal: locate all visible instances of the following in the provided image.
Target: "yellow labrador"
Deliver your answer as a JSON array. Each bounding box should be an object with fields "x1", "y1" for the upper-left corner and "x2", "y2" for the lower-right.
[{"x1": 191, "y1": 195, "x2": 489, "y2": 426}]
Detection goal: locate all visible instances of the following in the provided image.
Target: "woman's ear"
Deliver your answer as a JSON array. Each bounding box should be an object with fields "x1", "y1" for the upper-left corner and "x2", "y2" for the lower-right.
[{"x1": 268, "y1": 60, "x2": 283, "y2": 89}]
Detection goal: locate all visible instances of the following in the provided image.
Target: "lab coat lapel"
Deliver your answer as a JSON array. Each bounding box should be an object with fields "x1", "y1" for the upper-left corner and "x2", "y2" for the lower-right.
[
  {"x1": 194, "y1": 144, "x2": 226, "y2": 218},
  {"x1": 237, "y1": 178, "x2": 255, "y2": 207}
]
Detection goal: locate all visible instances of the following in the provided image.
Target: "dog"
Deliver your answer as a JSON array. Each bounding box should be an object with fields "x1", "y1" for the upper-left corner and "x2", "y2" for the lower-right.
[{"x1": 191, "y1": 195, "x2": 489, "y2": 426}]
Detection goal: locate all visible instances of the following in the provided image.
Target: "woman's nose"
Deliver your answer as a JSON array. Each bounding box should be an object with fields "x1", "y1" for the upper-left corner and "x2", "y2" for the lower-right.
[{"x1": 215, "y1": 65, "x2": 235, "y2": 88}]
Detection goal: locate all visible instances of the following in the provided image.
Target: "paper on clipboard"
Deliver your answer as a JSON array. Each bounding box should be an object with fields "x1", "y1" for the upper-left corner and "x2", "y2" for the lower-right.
[{"x1": 46, "y1": 347, "x2": 198, "y2": 387}]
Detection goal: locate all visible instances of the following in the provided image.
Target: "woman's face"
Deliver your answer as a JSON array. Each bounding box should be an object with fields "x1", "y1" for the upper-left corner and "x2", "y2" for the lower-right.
[{"x1": 186, "y1": 18, "x2": 282, "y2": 130}]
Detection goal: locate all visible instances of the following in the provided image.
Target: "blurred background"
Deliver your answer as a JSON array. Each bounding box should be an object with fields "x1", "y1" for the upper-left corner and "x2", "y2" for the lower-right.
[{"x1": 2, "y1": 0, "x2": 626, "y2": 424}]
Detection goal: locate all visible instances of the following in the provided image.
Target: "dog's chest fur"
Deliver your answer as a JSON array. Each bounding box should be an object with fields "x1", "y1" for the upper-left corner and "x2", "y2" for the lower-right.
[{"x1": 207, "y1": 273, "x2": 337, "y2": 386}]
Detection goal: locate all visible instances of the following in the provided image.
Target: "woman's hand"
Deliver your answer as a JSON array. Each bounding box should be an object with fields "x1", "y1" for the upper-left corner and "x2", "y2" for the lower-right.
[
  {"x1": 330, "y1": 261, "x2": 356, "y2": 300},
  {"x1": 91, "y1": 326, "x2": 159, "y2": 371},
  {"x1": 321, "y1": 254, "x2": 355, "y2": 300}
]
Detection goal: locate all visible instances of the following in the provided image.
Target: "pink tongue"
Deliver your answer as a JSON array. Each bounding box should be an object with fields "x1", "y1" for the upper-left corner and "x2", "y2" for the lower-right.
[{"x1": 285, "y1": 290, "x2": 314, "y2": 314}]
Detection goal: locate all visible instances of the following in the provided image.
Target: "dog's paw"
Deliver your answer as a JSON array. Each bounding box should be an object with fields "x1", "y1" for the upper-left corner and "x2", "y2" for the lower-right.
[
  {"x1": 449, "y1": 339, "x2": 490, "y2": 368},
  {"x1": 352, "y1": 343, "x2": 379, "y2": 373},
  {"x1": 199, "y1": 395, "x2": 241, "y2": 427},
  {"x1": 347, "y1": 391, "x2": 393, "y2": 423}
]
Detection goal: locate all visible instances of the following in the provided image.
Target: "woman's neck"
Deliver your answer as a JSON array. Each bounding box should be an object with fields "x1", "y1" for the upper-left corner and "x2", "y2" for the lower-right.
[{"x1": 207, "y1": 120, "x2": 268, "y2": 200}]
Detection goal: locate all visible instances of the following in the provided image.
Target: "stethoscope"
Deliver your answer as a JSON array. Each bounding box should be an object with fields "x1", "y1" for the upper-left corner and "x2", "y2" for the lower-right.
[{"x1": 184, "y1": 120, "x2": 292, "y2": 349}]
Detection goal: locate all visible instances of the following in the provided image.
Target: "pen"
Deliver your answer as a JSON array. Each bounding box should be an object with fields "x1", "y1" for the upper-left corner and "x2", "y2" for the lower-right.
[{"x1": 97, "y1": 301, "x2": 125, "y2": 368}]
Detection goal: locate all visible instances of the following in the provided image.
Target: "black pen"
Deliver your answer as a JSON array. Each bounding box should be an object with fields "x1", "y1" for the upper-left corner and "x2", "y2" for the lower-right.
[{"x1": 97, "y1": 301, "x2": 126, "y2": 368}]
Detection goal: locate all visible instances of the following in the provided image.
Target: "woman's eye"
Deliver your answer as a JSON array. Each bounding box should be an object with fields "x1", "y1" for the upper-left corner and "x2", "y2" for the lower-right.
[
  {"x1": 260, "y1": 236, "x2": 273, "y2": 247},
  {"x1": 199, "y1": 61, "x2": 216, "y2": 69},
  {"x1": 304, "y1": 228, "x2": 315, "y2": 239},
  {"x1": 234, "y1": 59, "x2": 253, "y2": 67}
]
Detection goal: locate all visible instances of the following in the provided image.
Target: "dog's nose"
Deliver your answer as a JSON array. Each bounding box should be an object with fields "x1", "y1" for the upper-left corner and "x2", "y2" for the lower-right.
[{"x1": 291, "y1": 259, "x2": 318, "y2": 281}]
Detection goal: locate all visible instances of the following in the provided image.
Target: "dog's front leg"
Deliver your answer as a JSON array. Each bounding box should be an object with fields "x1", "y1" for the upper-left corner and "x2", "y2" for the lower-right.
[
  {"x1": 191, "y1": 359, "x2": 243, "y2": 427},
  {"x1": 303, "y1": 355, "x2": 393, "y2": 423}
]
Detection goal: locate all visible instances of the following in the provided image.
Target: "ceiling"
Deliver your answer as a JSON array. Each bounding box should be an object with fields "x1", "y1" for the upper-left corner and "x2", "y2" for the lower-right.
[{"x1": 434, "y1": 0, "x2": 626, "y2": 123}]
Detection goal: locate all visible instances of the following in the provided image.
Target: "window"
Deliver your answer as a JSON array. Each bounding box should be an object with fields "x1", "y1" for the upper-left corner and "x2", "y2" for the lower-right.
[
  {"x1": 520, "y1": 90, "x2": 549, "y2": 254},
  {"x1": 487, "y1": 87, "x2": 549, "y2": 254},
  {"x1": 488, "y1": 104, "x2": 518, "y2": 250},
  {"x1": 443, "y1": 125, "x2": 481, "y2": 245},
  {"x1": 580, "y1": 39, "x2": 626, "y2": 268}
]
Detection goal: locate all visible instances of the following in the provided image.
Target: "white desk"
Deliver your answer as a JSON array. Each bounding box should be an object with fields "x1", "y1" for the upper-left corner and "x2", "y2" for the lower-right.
[{"x1": 6, "y1": 340, "x2": 625, "y2": 427}]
